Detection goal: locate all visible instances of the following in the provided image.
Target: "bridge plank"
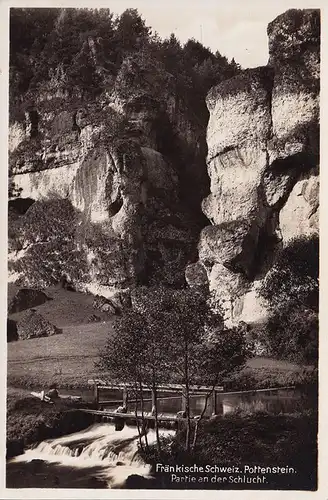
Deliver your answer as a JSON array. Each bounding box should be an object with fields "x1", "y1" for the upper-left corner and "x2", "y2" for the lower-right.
[
  {"x1": 88, "y1": 380, "x2": 224, "y2": 392},
  {"x1": 78, "y1": 408, "x2": 190, "y2": 421}
]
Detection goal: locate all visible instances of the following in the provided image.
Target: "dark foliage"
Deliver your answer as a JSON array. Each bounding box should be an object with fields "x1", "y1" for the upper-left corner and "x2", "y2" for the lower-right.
[
  {"x1": 7, "y1": 319, "x2": 18, "y2": 342},
  {"x1": 258, "y1": 235, "x2": 319, "y2": 363},
  {"x1": 10, "y1": 198, "x2": 88, "y2": 287},
  {"x1": 142, "y1": 410, "x2": 317, "y2": 490},
  {"x1": 9, "y1": 8, "x2": 240, "y2": 123}
]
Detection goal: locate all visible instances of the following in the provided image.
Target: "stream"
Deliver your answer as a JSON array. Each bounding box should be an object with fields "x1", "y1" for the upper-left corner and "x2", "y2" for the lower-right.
[
  {"x1": 7, "y1": 423, "x2": 173, "y2": 488},
  {"x1": 6, "y1": 388, "x2": 309, "y2": 488}
]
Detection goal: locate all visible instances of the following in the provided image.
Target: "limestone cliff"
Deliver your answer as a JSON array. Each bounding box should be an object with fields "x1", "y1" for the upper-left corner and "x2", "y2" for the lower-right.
[
  {"x1": 8, "y1": 9, "x2": 319, "y2": 323},
  {"x1": 8, "y1": 52, "x2": 208, "y2": 301},
  {"x1": 186, "y1": 9, "x2": 319, "y2": 325}
]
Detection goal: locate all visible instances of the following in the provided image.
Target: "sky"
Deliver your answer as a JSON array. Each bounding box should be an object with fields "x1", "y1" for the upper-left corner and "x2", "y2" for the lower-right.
[{"x1": 104, "y1": 0, "x2": 322, "y2": 68}]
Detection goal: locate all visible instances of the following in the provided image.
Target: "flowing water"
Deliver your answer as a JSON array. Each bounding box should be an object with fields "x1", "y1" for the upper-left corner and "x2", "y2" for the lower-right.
[
  {"x1": 7, "y1": 388, "x2": 309, "y2": 488},
  {"x1": 97, "y1": 388, "x2": 307, "y2": 416},
  {"x1": 7, "y1": 423, "x2": 174, "y2": 489}
]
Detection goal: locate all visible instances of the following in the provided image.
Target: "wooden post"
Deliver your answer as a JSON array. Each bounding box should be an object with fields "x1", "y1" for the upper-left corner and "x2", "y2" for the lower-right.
[
  {"x1": 94, "y1": 382, "x2": 99, "y2": 406},
  {"x1": 215, "y1": 392, "x2": 224, "y2": 415},
  {"x1": 151, "y1": 388, "x2": 156, "y2": 415},
  {"x1": 122, "y1": 386, "x2": 128, "y2": 410},
  {"x1": 212, "y1": 390, "x2": 217, "y2": 415},
  {"x1": 181, "y1": 390, "x2": 187, "y2": 412}
]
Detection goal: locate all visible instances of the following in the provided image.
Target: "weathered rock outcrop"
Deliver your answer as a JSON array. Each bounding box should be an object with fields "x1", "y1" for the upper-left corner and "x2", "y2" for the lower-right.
[
  {"x1": 8, "y1": 288, "x2": 51, "y2": 314},
  {"x1": 187, "y1": 8, "x2": 319, "y2": 325},
  {"x1": 16, "y1": 310, "x2": 62, "y2": 340},
  {"x1": 8, "y1": 9, "x2": 319, "y2": 324},
  {"x1": 8, "y1": 53, "x2": 208, "y2": 299}
]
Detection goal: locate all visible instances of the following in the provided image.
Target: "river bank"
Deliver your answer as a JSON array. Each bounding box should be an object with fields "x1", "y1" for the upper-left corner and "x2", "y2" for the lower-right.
[
  {"x1": 6, "y1": 387, "x2": 95, "y2": 459},
  {"x1": 6, "y1": 404, "x2": 318, "y2": 490},
  {"x1": 142, "y1": 409, "x2": 318, "y2": 490}
]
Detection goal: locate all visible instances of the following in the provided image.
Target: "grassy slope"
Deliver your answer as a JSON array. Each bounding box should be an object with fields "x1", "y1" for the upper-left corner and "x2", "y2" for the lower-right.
[
  {"x1": 7, "y1": 285, "x2": 311, "y2": 391},
  {"x1": 7, "y1": 322, "x2": 113, "y2": 389},
  {"x1": 8, "y1": 284, "x2": 111, "y2": 327},
  {"x1": 7, "y1": 285, "x2": 114, "y2": 389}
]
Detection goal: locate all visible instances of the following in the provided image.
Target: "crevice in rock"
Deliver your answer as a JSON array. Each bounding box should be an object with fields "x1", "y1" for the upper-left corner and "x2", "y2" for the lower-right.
[
  {"x1": 308, "y1": 203, "x2": 319, "y2": 219},
  {"x1": 8, "y1": 197, "x2": 35, "y2": 215},
  {"x1": 250, "y1": 211, "x2": 282, "y2": 281},
  {"x1": 72, "y1": 112, "x2": 81, "y2": 135},
  {"x1": 26, "y1": 109, "x2": 39, "y2": 138},
  {"x1": 251, "y1": 150, "x2": 319, "y2": 281},
  {"x1": 108, "y1": 194, "x2": 124, "y2": 217}
]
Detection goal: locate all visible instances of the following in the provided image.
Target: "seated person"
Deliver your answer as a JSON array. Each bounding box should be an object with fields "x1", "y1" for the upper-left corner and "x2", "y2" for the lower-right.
[{"x1": 45, "y1": 384, "x2": 59, "y2": 401}]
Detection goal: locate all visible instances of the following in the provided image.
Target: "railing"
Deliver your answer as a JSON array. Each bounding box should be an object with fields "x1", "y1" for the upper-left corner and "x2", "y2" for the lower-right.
[
  {"x1": 88, "y1": 379, "x2": 224, "y2": 415},
  {"x1": 87, "y1": 380, "x2": 297, "y2": 417}
]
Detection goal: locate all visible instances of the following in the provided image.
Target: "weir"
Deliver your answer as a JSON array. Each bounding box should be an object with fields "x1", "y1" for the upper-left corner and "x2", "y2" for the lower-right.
[
  {"x1": 81, "y1": 380, "x2": 225, "y2": 425},
  {"x1": 75, "y1": 382, "x2": 299, "y2": 426}
]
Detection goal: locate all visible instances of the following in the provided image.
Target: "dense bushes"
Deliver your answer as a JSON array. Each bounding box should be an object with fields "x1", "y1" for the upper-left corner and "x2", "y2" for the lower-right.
[
  {"x1": 260, "y1": 235, "x2": 319, "y2": 311},
  {"x1": 10, "y1": 199, "x2": 87, "y2": 287},
  {"x1": 223, "y1": 365, "x2": 318, "y2": 393},
  {"x1": 258, "y1": 235, "x2": 319, "y2": 364},
  {"x1": 142, "y1": 410, "x2": 317, "y2": 490},
  {"x1": 21, "y1": 198, "x2": 76, "y2": 243},
  {"x1": 259, "y1": 308, "x2": 318, "y2": 364}
]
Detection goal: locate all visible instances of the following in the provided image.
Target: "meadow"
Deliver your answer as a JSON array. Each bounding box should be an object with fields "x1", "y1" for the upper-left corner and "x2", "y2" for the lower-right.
[
  {"x1": 7, "y1": 285, "x2": 314, "y2": 391},
  {"x1": 7, "y1": 285, "x2": 114, "y2": 389}
]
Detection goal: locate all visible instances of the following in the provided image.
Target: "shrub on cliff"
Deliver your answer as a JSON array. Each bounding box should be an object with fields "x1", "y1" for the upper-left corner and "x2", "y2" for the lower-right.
[
  {"x1": 22, "y1": 198, "x2": 76, "y2": 244},
  {"x1": 12, "y1": 241, "x2": 87, "y2": 288},
  {"x1": 11, "y1": 199, "x2": 87, "y2": 287},
  {"x1": 260, "y1": 235, "x2": 318, "y2": 312}
]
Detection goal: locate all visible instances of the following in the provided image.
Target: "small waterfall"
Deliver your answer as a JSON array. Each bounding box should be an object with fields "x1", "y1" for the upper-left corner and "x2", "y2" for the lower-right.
[{"x1": 11, "y1": 423, "x2": 174, "y2": 488}]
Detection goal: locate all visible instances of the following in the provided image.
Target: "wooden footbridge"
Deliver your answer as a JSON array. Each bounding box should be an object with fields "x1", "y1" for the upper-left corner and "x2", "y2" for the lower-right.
[
  {"x1": 75, "y1": 380, "x2": 298, "y2": 425},
  {"x1": 81, "y1": 379, "x2": 225, "y2": 423}
]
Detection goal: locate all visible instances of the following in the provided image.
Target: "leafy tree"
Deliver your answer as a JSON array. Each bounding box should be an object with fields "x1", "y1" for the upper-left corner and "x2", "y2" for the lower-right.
[
  {"x1": 183, "y1": 39, "x2": 215, "y2": 67},
  {"x1": 97, "y1": 310, "x2": 152, "y2": 451},
  {"x1": 259, "y1": 308, "x2": 318, "y2": 364},
  {"x1": 9, "y1": 8, "x2": 60, "y2": 116},
  {"x1": 114, "y1": 8, "x2": 151, "y2": 58},
  {"x1": 258, "y1": 235, "x2": 319, "y2": 363},
  {"x1": 97, "y1": 306, "x2": 171, "y2": 453},
  {"x1": 9, "y1": 6, "x2": 239, "y2": 126},
  {"x1": 97, "y1": 285, "x2": 248, "y2": 453},
  {"x1": 9, "y1": 199, "x2": 87, "y2": 287},
  {"x1": 230, "y1": 57, "x2": 242, "y2": 71},
  {"x1": 260, "y1": 235, "x2": 318, "y2": 312}
]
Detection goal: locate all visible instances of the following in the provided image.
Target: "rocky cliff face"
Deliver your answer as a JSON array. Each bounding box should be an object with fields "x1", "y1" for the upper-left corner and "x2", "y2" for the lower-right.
[
  {"x1": 8, "y1": 53, "x2": 208, "y2": 301},
  {"x1": 186, "y1": 8, "x2": 319, "y2": 325},
  {"x1": 8, "y1": 9, "x2": 319, "y2": 323}
]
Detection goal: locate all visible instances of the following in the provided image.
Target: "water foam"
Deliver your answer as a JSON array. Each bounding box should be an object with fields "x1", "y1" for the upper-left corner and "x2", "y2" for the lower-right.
[{"x1": 11, "y1": 423, "x2": 174, "y2": 488}]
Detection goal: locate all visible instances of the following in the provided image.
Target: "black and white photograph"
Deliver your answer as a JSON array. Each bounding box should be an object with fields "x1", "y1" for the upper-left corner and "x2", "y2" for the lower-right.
[{"x1": 4, "y1": 1, "x2": 321, "y2": 494}]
